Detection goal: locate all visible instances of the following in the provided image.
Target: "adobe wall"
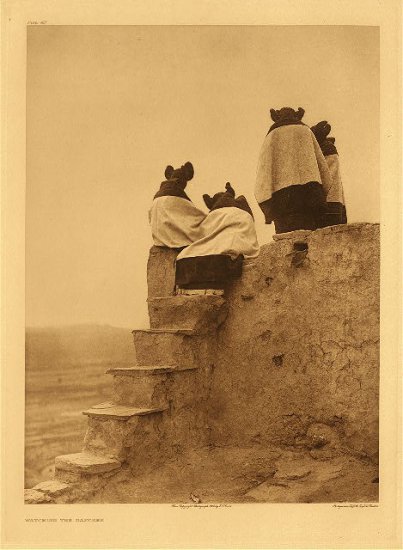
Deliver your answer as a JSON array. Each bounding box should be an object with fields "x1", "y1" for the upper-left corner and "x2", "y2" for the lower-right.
[
  {"x1": 25, "y1": 223, "x2": 379, "y2": 504},
  {"x1": 147, "y1": 223, "x2": 380, "y2": 460},
  {"x1": 209, "y1": 223, "x2": 379, "y2": 459}
]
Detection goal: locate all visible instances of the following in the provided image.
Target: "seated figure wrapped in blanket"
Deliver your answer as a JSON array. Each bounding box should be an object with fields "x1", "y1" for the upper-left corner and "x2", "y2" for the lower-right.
[
  {"x1": 310, "y1": 121, "x2": 347, "y2": 227},
  {"x1": 175, "y1": 182, "x2": 260, "y2": 289},
  {"x1": 255, "y1": 107, "x2": 333, "y2": 234},
  {"x1": 149, "y1": 162, "x2": 206, "y2": 248}
]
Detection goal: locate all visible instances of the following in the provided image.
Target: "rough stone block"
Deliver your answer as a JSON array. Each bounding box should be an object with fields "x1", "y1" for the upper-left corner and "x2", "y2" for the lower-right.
[
  {"x1": 274, "y1": 463, "x2": 312, "y2": 481},
  {"x1": 132, "y1": 329, "x2": 202, "y2": 369},
  {"x1": 32, "y1": 480, "x2": 70, "y2": 497},
  {"x1": 147, "y1": 295, "x2": 228, "y2": 333},
  {"x1": 83, "y1": 417, "x2": 141, "y2": 460},
  {"x1": 54, "y1": 470, "x2": 83, "y2": 483},
  {"x1": 147, "y1": 246, "x2": 179, "y2": 299},
  {"x1": 246, "y1": 455, "x2": 345, "y2": 502},
  {"x1": 111, "y1": 372, "x2": 169, "y2": 408},
  {"x1": 306, "y1": 423, "x2": 340, "y2": 449},
  {"x1": 24, "y1": 489, "x2": 52, "y2": 504},
  {"x1": 55, "y1": 452, "x2": 121, "y2": 475}
]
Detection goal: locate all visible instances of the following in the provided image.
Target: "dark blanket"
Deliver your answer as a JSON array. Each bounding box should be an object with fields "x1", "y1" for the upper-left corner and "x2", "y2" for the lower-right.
[
  {"x1": 154, "y1": 181, "x2": 191, "y2": 201},
  {"x1": 175, "y1": 254, "x2": 244, "y2": 289}
]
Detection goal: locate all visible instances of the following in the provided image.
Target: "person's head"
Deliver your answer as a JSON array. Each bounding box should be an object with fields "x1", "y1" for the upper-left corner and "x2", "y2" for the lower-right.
[
  {"x1": 270, "y1": 106, "x2": 305, "y2": 123},
  {"x1": 311, "y1": 120, "x2": 332, "y2": 144},
  {"x1": 203, "y1": 182, "x2": 235, "y2": 210},
  {"x1": 164, "y1": 162, "x2": 194, "y2": 189}
]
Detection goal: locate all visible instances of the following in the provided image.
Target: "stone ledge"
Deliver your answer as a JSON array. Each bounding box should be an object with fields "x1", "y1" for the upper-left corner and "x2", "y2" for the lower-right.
[
  {"x1": 31, "y1": 480, "x2": 70, "y2": 497},
  {"x1": 313, "y1": 222, "x2": 379, "y2": 236},
  {"x1": 175, "y1": 288, "x2": 225, "y2": 296},
  {"x1": 82, "y1": 403, "x2": 168, "y2": 420},
  {"x1": 132, "y1": 328, "x2": 195, "y2": 335},
  {"x1": 147, "y1": 295, "x2": 226, "y2": 305},
  {"x1": 106, "y1": 365, "x2": 198, "y2": 376},
  {"x1": 24, "y1": 489, "x2": 52, "y2": 504},
  {"x1": 54, "y1": 452, "x2": 121, "y2": 474},
  {"x1": 272, "y1": 229, "x2": 313, "y2": 241},
  {"x1": 271, "y1": 222, "x2": 379, "y2": 242},
  {"x1": 271, "y1": 223, "x2": 380, "y2": 242}
]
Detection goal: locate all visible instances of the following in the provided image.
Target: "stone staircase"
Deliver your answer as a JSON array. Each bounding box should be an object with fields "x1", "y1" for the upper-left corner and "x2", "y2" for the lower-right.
[{"x1": 25, "y1": 260, "x2": 229, "y2": 503}]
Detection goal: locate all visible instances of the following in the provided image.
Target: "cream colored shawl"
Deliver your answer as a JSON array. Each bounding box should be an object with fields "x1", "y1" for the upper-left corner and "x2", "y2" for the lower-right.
[
  {"x1": 255, "y1": 124, "x2": 333, "y2": 204},
  {"x1": 177, "y1": 207, "x2": 260, "y2": 261},
  {"x1": 149, "y1": 196, "x2": 206, "y2": 248}
]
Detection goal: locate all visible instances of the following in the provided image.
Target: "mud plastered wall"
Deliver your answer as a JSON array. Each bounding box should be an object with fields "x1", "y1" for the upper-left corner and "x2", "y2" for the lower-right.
[{"x1": 209, "y1": 223, "x2": 379, "y2": 459}]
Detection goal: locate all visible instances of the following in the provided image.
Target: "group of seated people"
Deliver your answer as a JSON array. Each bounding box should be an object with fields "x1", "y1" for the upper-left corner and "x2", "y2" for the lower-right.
[{"x1": 150, "y1": 107, "x2": 347, "y2": 291}]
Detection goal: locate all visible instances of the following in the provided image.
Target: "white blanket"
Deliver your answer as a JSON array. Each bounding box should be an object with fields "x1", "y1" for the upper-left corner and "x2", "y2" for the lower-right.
[
  {"x1": 325, "y1": 154, "x2": 345, "y2": 205},
  {"x1": 177, "y1": 207, "x2": 260, "y2": 261},
  {"x1": 255, "y1": 124, "x2": 333, "y2": 204},
  {"x1": 149, "y1": 196, "x2": 206, "y2": 248}
]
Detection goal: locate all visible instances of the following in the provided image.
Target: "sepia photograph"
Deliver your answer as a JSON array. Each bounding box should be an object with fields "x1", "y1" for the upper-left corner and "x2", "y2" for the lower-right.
[
  {"x1": 24, "y1": 24, "x2": 381, "y2": 505},
  {"x1": 1, "y1": 1, "x2": 401, "y2": 548}
]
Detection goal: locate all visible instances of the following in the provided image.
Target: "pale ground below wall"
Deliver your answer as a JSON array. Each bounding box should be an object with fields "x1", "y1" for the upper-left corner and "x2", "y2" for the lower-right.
[{"x1": 88, "y1": 444, "x2": 378, "y2": 504}]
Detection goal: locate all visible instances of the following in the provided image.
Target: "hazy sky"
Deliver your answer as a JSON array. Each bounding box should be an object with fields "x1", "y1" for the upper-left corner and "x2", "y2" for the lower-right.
[{"x1": 26, "y1": 25, "x2": 379, "y2": 328}]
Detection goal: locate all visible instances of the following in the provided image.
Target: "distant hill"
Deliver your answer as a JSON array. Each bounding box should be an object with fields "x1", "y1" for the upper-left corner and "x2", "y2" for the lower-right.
[
  {"x1": 26, "y1": 324, "x2": 136, "y2": 369},
  {"x1": 25, "y1": 324, "x2": 137, "y2": 488}
]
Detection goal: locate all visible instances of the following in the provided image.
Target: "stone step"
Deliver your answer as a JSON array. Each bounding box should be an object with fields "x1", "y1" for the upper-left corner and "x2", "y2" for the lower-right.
[
  {"x1": 113, "y1": 371, "x2": 169, "y2": 407},
  {"x1": 175, "y1": 288, "x2": 225, "y2": 296},
  {"x1": 82, "y1": 402, "x2": 167, "y2": 420},
  {"x1": 55, "y1": 452, "x2": 121, "y2": 482},
  {"x1": 107, "y1": 366, "x2": 197, "y2": 408},
  {"x1": 106, "y1": 365, "x2": 178, "y2": 376},
  {"x1": 147, "y1": 295, "x2": 228, "y2": 333},
  {"x1": 25, "y1": 480, "x2": 72, "y2": 504},
  {"x1": 134, "y1": 328, "x2": 196, "y2": 335},
  {"x1": 132, "y1": 329, "x2": 201, "y2": 369},
  {"x1": 106, "y1": 365, "x2": 198, "y2": 376},
  {"x1": 81, "y1": 404, "x2": 168, "y2": 461}
]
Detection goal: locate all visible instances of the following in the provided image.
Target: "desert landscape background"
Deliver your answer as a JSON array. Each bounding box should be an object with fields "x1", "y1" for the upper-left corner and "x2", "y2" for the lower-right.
[{"x1": 25, "y1": 324, "x2": 134, "y2": 488}]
